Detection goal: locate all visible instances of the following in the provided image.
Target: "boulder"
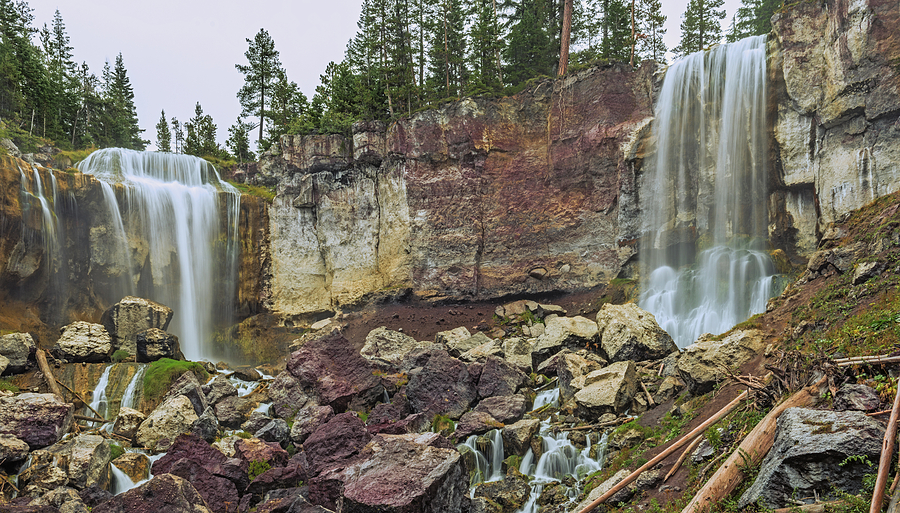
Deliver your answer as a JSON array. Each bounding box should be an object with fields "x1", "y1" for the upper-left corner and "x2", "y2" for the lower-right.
[
  {"x1": 136, "y1": 395, "x2": 200, "y2": 452},
  {"x1": 28, "y1": 485, "x2": 89, "y2": 512},
  {"x1": 805, "y1": 243, "x2": 868, "y2": 279},
  {"x1": 0, "y1": 433, "x2": 30, "y2": 462},
  {"x1": 557, "y1": 351, "x2": 604, "y2": 404},
  {"x1": 473, "y1": 473, "x2": 531, "y2": 511},
  {"x1": 164, "y1": 458, "x2": 240, "y2": 513},
  {"x1": 834, "y1": 383, "x2": 882, "y2": 412},
  {"x1": 459, "y1": 339, "x2": 504, "y2": 363},
  {"x1": 161, "y1": 371, "x2": 209, "y2": 417},
  {"x1": 0, "y1": 354, "x2": 7, "y2": 375},
  {"x1": 852, "y1": 261, "x2": 886, "y2": 285},
  {"x1": 304, "y1": 412, "x2": 372, "y2": 477},
  {"x1": 405, "y1": 348, "x2": 477, "y2": 419},
  {"x1": 214, "y1": 395, "x2": 256, "y2": 429},
  {"x1": 596, "y1": 303, "x2": 678, "y2": 362},
  {"x1": 243, "y1": 411, "x2": 275, "y2": 434},
  {"x1": 738, "y1": 408, "x2": 885, "y2": 509},
  {"x1": 255, "y1": 419, "x2": 290, "y2": 444},
  {"x1": 473, "y1": 395, "x2": 527, "y2": 424},
  {"x1": 0, "y1": 332, "x2": 36, "y2": 374},
  {"x1": 0, "y1": 392, "x2": 74, "y2": 448},
  {"x1": 454, "y1": 411, "x2": 504, "y2": 439},
  {"x1": 435, "y1": 326, "x2": 472, "y2": 347},
  {"x1": 92, "y1": 474, "x2": 212, "y2": 513},
  {"x1": 287, "y1": 332, "x2": 382, "y2": 412},
  {"x1": 191, "y1": 406, "x2": 220, "y2": 443},
  {"x1": 153, "y1": 434, "x2": 249, "y2": 492},
  {"x1": 112, "y1": 407, "x2": 146, "y2": 441},
  {"x1": 571, "y1": 469, "x2": 631, "y2": 512},
  {"x1": 573, "y1": 361, "x2": 637, "y2": 416},
  {"x1": 232, "y1": 367, "x2": 262, "y2": 381},
  {"x1": 136, "y1": 328, "x2": 183, "y2": 362},
  {"x1": 290, "y1": 404, "x2": 334, "y2": 445},
  {"x1": 79, "y1": 486, "x2": 113, "y2": 508},
  {"x1": 676, "y1": 330, "x2": 766, "y2": 395},
  {"x1": 101, "y1": 296, "x2": 174, "y2": 355},
  {"x1": 313, "y1": 433, "x2": 469, "y2": 513},
  {"x1": 531, "y1": 316, "x2": 600, "y2": 370},
  {"x1": 501, "y1": 338, "x2": 533, "y2": 373},
  {"x1": 54, "y1": 322, "x2": 112, "y2": 363},
  {"x1": 477, "y1": 356, "x2": 527, "y2": 399},
  {"x1": 235, "y1": 437, "x2": 290, "y2": 469},
  {"x1": 447, "y1": 332, "x2": 493, "y2": 358},
  {"x1": 268, "y1": 371, "x2": 312, "y2": 419},
  {"x1": 361, "y1": 327, "x2": 429, "y2": 368},
  {"x1": 19, "y1": 434, "x2": 110, "y2": 493},
  {"x1": 202, "y1": 374, "x2": 239, "y2": 406},
  {"x1": 502, "y1": 418, "x2": 541, "y2": 457},
  {"x1": 112, "y1": 452, "x2": 150, "y2": 483}
]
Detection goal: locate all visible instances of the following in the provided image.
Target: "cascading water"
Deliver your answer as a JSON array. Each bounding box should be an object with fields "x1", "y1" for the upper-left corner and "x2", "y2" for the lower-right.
[
  {"x1": 120, "y1": 365, "x2": 146, "y2": 410},
  {"x1": 640, "y1": 35, "x2": 776, "y2": 348},
  {"x1": 76, "y1": 149, "x2": 241, "y2": 360},
  {"x1": 88, "y1": 364, "x2": 113, "y2": 425}
]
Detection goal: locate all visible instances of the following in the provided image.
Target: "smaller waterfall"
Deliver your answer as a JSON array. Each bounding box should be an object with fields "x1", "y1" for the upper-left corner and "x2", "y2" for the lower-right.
[
  {"x1": 88, "y1": 365, "x2": 113, "y2": 424},
  {"x1": 458, "y1": 429, "x2": 506, "y2": 489},
  {"x1": 533, "y1": 388, "x2": 560, "y2": 410},
  {"x1": 120, "y1": 365, "x2": 146, "y2": 410}
]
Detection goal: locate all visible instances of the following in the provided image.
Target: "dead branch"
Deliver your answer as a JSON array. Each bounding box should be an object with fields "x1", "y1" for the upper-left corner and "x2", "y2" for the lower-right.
[
  {"x1": 868, "y1": 409, "x2": 893, "y2": 417},
  {"x1": 0, "y1": 473, "x2": 19, "y2": 493},
  {"x1": 871, "y1": 379, "x2": 900, "y2": 513},
  {"x1": 558, "y1": 417, "x2": 635, "y2": 432},
  {"x1": 664, "y1": 435, "x2": 704, "y2": 483},
  {"x1": 640, "y1": 381, "x2": 655, "y2": 406},
  {"x1": 35, "y1": 349, "x2": 63, "y2": 398},
  {"x1": 681, "y1": 376, "x2": 828, "y2": 513},
  {"x1": 576, "y1": 389, "x2": 750, "y2": 513},
  {"x1": 772, "y1": 502, "x2": 844, "y2": 513},
  {"x1": 835, "y1": 355, "x2": 900, "y2": 367},
  {"x1": 54, "y1": 378, "x2": 105, "y2": 422}
]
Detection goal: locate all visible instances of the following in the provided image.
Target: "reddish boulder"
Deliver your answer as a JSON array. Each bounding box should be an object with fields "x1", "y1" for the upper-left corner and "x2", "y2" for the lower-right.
[
  {"x1": 235, "y1": 438, "x2": 289, "y2": 469},
  {"x1": 476, "y1": 356, "x2": 526, "y2": 398},
  {"x1": 304, "y1": 413, "x2": 372, "y2": 477},
  {"x1": 165, "y1": 458, "x2": 240, "y2": 513},
  {"x1": 93, "y1": 474, "x2": 211, "y2": 513},
  {"x1": 405, "y1": 349, "x2": 476, "y2": 419}
]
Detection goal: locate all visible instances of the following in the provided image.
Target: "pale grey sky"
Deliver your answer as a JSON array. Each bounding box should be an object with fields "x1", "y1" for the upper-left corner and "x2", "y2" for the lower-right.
[{"x1": 26, "y1": 0, "x2": 739, "y2": 150}]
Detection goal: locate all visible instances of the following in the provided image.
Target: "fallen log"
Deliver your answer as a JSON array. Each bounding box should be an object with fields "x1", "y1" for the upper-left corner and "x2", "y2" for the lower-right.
[
  {"x1": 35, "y1": 349, "x2": 63, "y2": 398},
  {"x1": 576, "y1": 389, "x2": 750, "y2": 513},
  {"x1": 74, "y1": 414, "x2": 107, "y2": 424},
  {"x1": 834, "y1": 355, "x2": 900, "y2": 367},
  {"x1": 558, "y1": 417, "x2": 636, "y2": 432},
  {"x1": 772, "y1": 502, "x2": 843, "y2": 513},
  {"x1": 54, "y1": 377, "x2": 105, "y2": 422},
  {"x1": 681, "y1": 376, "x2": 828, "y2": 513},
  {"x1": 640, "y1": 380, "x2": 655, "y2": 406},
  {"x1": 871, "y1": 378, "x2": 900, "y2": 513},
  {"x1": 664, "y1": 435, "x2": 704, "y2": 483}
]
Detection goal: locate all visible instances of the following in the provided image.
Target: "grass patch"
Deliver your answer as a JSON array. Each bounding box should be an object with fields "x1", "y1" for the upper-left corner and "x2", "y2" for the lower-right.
[
  {"x1": 142, "y1": 358, "x2": 209, "y2": 404},
  {"x1": 108, "y1": 442, "x2": 124, "y2": 461},
  {"x1": 248, "y1": 459, "x2": 271, "y2": 481},
  {"x1": 226, "y1": 180, "x2": 276, "y2": 203},
  {"x1": 0, "y1": 378, "x2": 19, "y2": 393},
  {"x1": 111, "y1": 350, "x2": 131, "y2": 363}
]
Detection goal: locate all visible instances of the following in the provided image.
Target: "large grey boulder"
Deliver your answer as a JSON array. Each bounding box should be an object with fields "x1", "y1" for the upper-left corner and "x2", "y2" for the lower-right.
[
  {"x1": 573, "y1": 361, "x2": 637, "y2": 416},
  {"x1": 161, "y1": 371, "x2": 209, "y2": 418},
  {"x1": 290, "y1": 403, "x2": 334, "y2": 445},
  {"x1": 502, "y1": 418, "x2": 541, "y2": 457},
  {"x1": 0, "y1": 331, "x2": 36, "y2": 374},
  {"x1": 55, "y1": 321, "x2": 113, "y2": 363},
  {"x1": 0, "y1": 392, "x2": 74, "y2": 448},
  {"x1": 361, "y1": 326, "x2": 430, "y2": 368},
  {"x1": 557, "y1": 350, "x2": 604, "y2": 404},
  {"x1": 0, "y1": 433, "x2": 30, "y2": 462},
  {"x1": 738, "y1": 408, "x2": 885, "y2": 509},
  {"x1": 501, "y1": 337, "x2": 533, "y2": 373},
  {"x1": 19, "y1": 434, "x2": 111, "y2": 494},
  {"x1": 201, "y1": 374, "x2": 238, "y2": 406},
  {"x1": 0, "y1": 354, "x2": 8, "y2": 375},
  {"x1": 596, "y1": 303, "x2": 678, "y2": 362},
  {"x1": 435, "y1": 326, "x2": 471, "y2": 347},
  {"x1": 531, "y1": 316, "x2": 600, "y2": 370},
  {"x1": 447, "y1": 332, "x2": 493, "y2": 358},
  {"x1": 136, "y1": 328, "x2": 183, "y2": 362},
  {"x1": 676, "y1": 330, "x2": 766, "y2": 395},
  {"x1": 101, "y1": 296, "x2": 174, "y2": 355},
  {"x1": 136, "y1": 395, "x2": 200, "y2": 452},
  {"x1": 112, "y1": 407, "x2": 146, "y2": 441}
]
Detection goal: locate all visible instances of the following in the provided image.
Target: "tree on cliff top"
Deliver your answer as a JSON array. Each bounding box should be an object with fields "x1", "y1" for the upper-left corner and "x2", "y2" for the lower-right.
[
  {"x1": 156, "y1": 109, "x2": 171, "y2": 152},
  {"x1": 727, "y1": 0, "x2": 781, "y2": 42},
  {"x1": 675, "y1": 0, "x2": 725, "y2": 56},
  {"x1": 236, "y1": 28, "x2": 283, "y2": 148}
]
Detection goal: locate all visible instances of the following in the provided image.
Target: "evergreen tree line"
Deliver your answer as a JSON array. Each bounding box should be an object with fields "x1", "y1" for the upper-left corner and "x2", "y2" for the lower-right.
[{"x1": 0, "y1": 2, "x2": 145, "y2": 151}]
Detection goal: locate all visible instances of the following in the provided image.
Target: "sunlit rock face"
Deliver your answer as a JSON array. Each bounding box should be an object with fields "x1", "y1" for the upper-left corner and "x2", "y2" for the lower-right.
[
  {"x1": 260, "y1": 63, "x2": 656, "y2": 318},
  {"x1": 770, "y1": 0, "x2": 900, "y2": 258}
]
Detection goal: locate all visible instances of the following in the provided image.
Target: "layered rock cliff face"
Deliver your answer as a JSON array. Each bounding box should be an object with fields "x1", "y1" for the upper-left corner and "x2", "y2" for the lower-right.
[
  {"x1": 256, "y1": 63, "x2": 656, "y2": 318},
  {"x1": 769, "y1": 0, "x2": 900, "y2": 256}
]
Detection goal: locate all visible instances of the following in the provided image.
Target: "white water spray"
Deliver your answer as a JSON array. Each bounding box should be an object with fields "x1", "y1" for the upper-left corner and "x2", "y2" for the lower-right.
[
  {"x1": 640, "y1": 35, "x2": 775, "y2": 347},
  {"x1": 76, "y1": 149, "x2": 241, "y2": 360}
]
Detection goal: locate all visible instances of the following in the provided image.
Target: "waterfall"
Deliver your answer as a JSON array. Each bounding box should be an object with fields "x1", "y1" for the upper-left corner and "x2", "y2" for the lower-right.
[
  {"x1": 458, "y1": 429, "x2": 505, "y2": 490},
  {"x1": 120, "y1": 365, "x2": 146, "y2": 410},
  {"x1": 76, "y1": 149, "x2": 241, "y2": 360},
  {"x1": 88, "y1": 364, "x2": 113, "y2": 424},
  {"x1": 640, "y1": 35, "x2": 775, "y2": 348}
]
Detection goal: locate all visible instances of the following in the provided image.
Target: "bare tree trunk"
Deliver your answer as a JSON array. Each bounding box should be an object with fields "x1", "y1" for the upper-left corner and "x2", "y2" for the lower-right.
[
  {"x1": 629, "y1": 0, "x2": 636, "y2": 66},
  {"x1": 558, "y1": 0, "x2": 573, "y2": 76}
]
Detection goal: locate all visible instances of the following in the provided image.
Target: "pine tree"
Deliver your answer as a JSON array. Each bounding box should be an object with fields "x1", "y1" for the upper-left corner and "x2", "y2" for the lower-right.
[
  {"x1": 184, "y1": 102, "x2": 218, "y2": 157},
  {"x1": 263, "y1": 69, "x2": 309, "y2": 147},
  {"x1": 469, "y1": 0, "x2": 504, "y2": 93},
  {"x1": 675, "y1": 0, "x2": 726, "y2": 56},
  {"x1": 346, "y1": 0, "x2": 389, "y2": 121},
  {"x1": 156, "y1": 109, "x2": 171, "y2": 152},
  {"x1": 726, "y1": 0, "x2": 780, "y2": 42},
  {"x1": 636, "y1": 0, "x2": 666, "y2": 62},
  {"x1": 101, "y1": 54, "x2": 145, "y2": 149},
  {"x1": 504, "y1": 0, "x2": 555, "y2": 86},
  {"x1": 39, "y1": 9, "x2": 77, "y2": 144},
  {"x1": 171, "y1": 117, "x2": 184, "y2": 154},
  {"x1": 236, "y1": 28, "x2": 283, "y2": 145},
  {"x1": 226, "y1": 117, "x2": 255, "y2": 163}
]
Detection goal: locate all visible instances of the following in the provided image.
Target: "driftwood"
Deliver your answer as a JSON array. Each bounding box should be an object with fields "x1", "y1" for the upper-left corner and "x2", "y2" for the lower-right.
[
  {"x1": 558, "y1": 417, "x2": 636, "y2": 432},
  {"x1": 0, "y1": 473, "x2": 19, "y2": 493},
  {"x1": 871, "y1": 380, "x2": 900, "y2": 513},
  {"x1": 834, "y1": 354, "x2": 900, "y2": 367},
  {"x1": 771, "y1": 502, "x2": 843, "y2": 513},
  {"x1": 640, "y1": 381, "x2": 655, "y2": 406},
  {"x1": 681, "y1": 376, "x2": 828, "y2": 513},
  {"x1": 54, "y1": 377, "x2": 105, "y2": 422},
  {"x1": 868, "y1": 409, "x2": 892, "y2": 417},
  {"x1": 664, "y1": 435, "x2": 704, "y2": 483},
  {"x1": 576, "y1": 390, "x2": 750, "y2": 513},
  {"x1": 74, "y1": 414, "x2": 107, "y2": 423},
  {"x1": 35, "y1": 349, "x2": 63, "y2": 398}
]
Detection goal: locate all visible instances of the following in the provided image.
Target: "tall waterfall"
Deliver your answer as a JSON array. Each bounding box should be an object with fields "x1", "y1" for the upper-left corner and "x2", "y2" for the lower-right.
[
  {"x1": 640, "y1": 35, "x2": 775, "y2": 348},
  {"x1": 77, "y1": 149, "x2": 241, "y2": 360}
]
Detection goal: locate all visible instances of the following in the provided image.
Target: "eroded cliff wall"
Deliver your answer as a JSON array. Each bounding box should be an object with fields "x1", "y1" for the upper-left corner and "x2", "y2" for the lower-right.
[{"x1": 255, "y1": 63, "x2": 656, "y2": 319}]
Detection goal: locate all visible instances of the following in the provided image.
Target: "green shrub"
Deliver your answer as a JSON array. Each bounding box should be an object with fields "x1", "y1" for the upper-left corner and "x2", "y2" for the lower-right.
[
  {"x1": 142, "y1": 358, "x2": 209, "y2": 404},
  {"x1": 111, "y1": 350, "x2": 131, "y2": 363},
  {"x1": 0, "y1": 378, "x2": 19, "y2": 393},
  {"x1": 248, "y1": 459, "x2": 271, "y2": 481},
  {"x1": 108, "y1": 442, "x2": 124, "y2": 461}
]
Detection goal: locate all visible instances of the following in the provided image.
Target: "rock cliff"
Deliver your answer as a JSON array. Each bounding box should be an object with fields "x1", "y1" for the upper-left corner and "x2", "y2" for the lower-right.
[{"x1": 256, "y1": 63, "x2": 656, "y2": 319}]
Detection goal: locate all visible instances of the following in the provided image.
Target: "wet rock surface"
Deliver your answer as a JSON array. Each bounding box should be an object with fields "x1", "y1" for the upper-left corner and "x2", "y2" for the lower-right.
[{"x1": 0, "y1": 393, "x2": 74, "y2": 449}]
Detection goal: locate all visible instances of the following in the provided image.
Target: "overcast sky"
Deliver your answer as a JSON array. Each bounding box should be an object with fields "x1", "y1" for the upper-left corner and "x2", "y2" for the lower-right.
[{"x1": 26, "y1": 0, "x2": 740, "y2": 151}]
